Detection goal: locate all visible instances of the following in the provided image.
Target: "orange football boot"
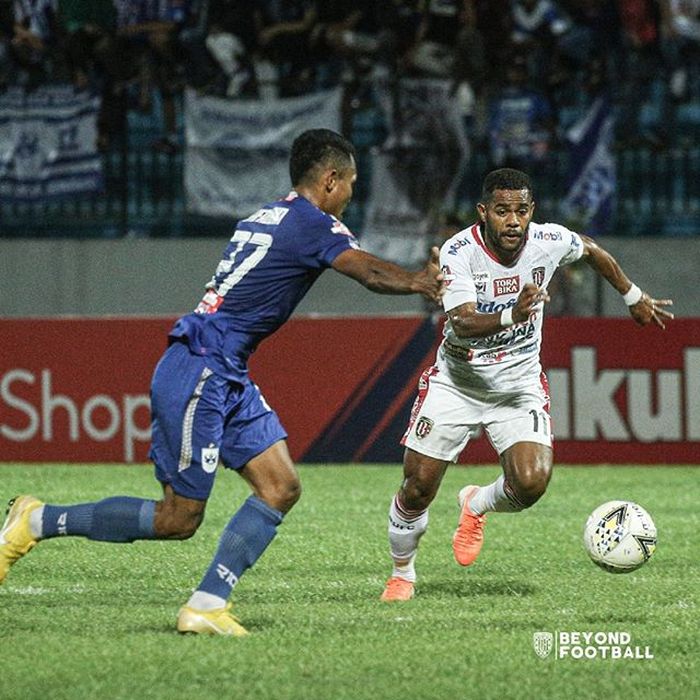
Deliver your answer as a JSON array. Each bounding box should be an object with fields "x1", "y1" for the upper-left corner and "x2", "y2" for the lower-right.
[
  {"x1": 452, "y1": 485, "x2": 486, "y2": 566},
  {"x1": 380, "y1": 576, "x2": 415, "y2": 602}
]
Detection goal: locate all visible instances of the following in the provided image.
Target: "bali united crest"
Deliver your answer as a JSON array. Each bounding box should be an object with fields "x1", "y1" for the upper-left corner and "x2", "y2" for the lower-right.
[
  {"x1": 532, "y1": 267, "x2": 546, "y2": 287},
  {"x1": 533, "y1": 632, "x2": 554, "y2": 658},
  {"x1": 415, "y1": 416, "x2": 434, "y2": 439}
]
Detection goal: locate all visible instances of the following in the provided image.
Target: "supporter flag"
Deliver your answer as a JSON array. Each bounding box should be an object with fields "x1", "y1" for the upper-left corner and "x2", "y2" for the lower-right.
[
  {"x1": 362, "y1": 78, "x2": 470, "y2": 266},
  {"x1": 184, "y1": 88, "x2": 342, "y2": 217},
  {"x1": 0, "y1": 85, "x2": 102, "y2": 201},
  {"x1": 560, "y1": 96, "x2": 616, "y2": 235}
]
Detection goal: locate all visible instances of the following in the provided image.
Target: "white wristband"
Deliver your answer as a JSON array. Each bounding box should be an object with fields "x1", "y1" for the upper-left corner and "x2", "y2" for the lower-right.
[
  {"x1": 623, "y1": 284, "x2": 643, "y2": 306},
  {"x1": 500, "y1": 307, "x2": 514, "y2": 327}
]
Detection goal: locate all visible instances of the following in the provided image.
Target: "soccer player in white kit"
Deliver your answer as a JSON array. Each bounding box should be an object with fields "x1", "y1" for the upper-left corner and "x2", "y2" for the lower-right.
[{"x1": 381, "y1": 168, "x2": 674, "y2": 601}]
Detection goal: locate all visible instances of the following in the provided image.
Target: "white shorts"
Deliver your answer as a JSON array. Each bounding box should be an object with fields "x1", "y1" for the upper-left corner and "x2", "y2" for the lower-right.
[{"x1": 401, "y1": 364, "x2": 553, "y2": 462}]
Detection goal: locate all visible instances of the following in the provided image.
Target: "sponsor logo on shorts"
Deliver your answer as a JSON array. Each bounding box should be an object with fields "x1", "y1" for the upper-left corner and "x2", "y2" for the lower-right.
[
  {"x1": 415, "y1": 416, "x2": 434, "y2": 439},
  {"x1": 201, "y1": 444, "x2": 219, "y2": 473},
  {"x1": 532, "y1": 266, "x2": 545, "y2": 287},
  {"x1": 493, "y1": 275, "x2": 520, "y2": 296}
]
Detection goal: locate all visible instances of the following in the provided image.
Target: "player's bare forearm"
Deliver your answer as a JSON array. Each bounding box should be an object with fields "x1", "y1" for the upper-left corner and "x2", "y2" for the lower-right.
[
  {"x1": 448, "y1": 304, "x2": 509, "y2": 338},
  {"x1": 449, "y1": 284, "x2": 549, "y2": 338},
  {"x1": 580, "y1": 235, "x2": 674, "y2": 329},
  {"x1": 332, "y1": 248, "x2": 444, "y2": 303},
  {"x1": 580, "y1": 235, "x2": 632, "y2": 294}
]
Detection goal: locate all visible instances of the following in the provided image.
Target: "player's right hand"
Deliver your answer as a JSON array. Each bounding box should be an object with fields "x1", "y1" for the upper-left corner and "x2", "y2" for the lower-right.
[
  {"x1": 513, "y1": 283, "x2": 550, "y2": 323},
  {"x1": 420, "y1": 246, "x2": 445, "y2": 304}
]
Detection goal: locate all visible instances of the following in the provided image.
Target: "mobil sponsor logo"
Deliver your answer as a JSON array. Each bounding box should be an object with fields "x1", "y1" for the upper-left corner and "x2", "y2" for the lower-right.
[
  {"x1": 0, "y1": 368, "x2": 150, "y2": 461},
  {"x1": 532, "y1": 230, "x2": 563, "y2": 241},
  {"x1": 493, "y1": 275, "x2": 520, "y2": 297},
  {"x1": 547, "y1": 347, "x2": 700, "y2": 442},
  {"x1": 447, "y1": 236, "x2": 471, "y2": 256}
]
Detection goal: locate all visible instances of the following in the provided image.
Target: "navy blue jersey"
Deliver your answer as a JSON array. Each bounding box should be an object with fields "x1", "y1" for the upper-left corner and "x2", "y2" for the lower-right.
[{"x1": 170, "y1": 192, "x2": 359, "y2": 380}]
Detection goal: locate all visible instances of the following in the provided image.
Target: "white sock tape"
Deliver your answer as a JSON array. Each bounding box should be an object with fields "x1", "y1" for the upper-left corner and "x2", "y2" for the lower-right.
[
  {"x1": 623, "y1": 283, "x2": 643, "y2": 306},
  {"x1": 500, "y1": 307, "x2": 514, "y2": 327}
]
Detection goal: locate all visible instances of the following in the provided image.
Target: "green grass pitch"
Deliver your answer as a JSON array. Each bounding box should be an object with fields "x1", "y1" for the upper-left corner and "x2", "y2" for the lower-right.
[{"x1": 0, "y1": 463, "x2": 697, "y2": 700}]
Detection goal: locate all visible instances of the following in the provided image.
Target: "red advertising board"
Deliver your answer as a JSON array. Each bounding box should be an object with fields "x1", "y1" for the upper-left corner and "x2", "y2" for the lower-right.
[{"x1": 1, "y1": 316, "x2": 698, "y2": 464}]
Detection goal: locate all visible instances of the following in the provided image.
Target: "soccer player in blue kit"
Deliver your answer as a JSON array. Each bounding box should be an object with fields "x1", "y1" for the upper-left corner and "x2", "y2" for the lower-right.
[{"x1": 0, "y1": 129, "x2": 444, "y2": 635}]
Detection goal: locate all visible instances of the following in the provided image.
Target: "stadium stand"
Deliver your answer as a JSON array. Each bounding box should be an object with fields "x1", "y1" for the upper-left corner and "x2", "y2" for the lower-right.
[{"x1": 0, "y1": 0, "x2": 699, "y2": 239}]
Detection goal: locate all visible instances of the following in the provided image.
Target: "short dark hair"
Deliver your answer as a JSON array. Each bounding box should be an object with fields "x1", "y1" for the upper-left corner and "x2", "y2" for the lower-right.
[
  {"x1": 289, "y1": 129, "x2": 356, "y2": 186},
  {"x1": 481, "y1": 168, "x2": 533, "y2": 201}
]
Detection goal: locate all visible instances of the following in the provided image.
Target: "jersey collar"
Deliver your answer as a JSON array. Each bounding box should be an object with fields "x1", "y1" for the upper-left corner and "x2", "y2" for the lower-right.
[{"x1": 471, "y1": 223, "x2": 528, "y2": 266}]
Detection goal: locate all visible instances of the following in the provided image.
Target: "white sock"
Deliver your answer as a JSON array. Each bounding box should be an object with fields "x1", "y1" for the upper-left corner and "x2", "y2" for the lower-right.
[
  {"x1": 187, "y1": 591, "x2": 227, "y2": 611},
  {"x1": 468, "y1": 475, "x2": 523, "y2": 515},
  {"x1": 388, "y1": 495, "x2": 428, "y2": 582},
  {"x1": 392, "y1": 554, "x2": 417, "y2": 583},
  {"x1": 29, "y1": 506, "x2": 44, "y2": 539}
]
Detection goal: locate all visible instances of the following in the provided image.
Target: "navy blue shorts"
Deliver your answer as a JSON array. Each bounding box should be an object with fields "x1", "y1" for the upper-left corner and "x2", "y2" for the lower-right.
[{"x1": 149, "y1": 342, "x2": 287, "y2": 500}]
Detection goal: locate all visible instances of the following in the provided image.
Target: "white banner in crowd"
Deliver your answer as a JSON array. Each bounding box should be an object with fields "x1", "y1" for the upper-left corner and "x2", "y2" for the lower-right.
[
  {"x1": 184, "y1": 88, "x2": 342, "y2": 217},
  {"x1": 362, "y1": 78, "x2": 469, "y2": 267},
  {"x1": 0, "y1": 85, "x2": 101, "y2": 201}
]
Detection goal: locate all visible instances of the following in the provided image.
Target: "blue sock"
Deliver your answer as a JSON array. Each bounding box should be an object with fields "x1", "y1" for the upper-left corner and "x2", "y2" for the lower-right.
[
  {"x1": 41, "y1": 497, "x2": 157, "y2": 542},
  {"x1": 196, "y1": 496, "x2": 283, "y2": 600}
]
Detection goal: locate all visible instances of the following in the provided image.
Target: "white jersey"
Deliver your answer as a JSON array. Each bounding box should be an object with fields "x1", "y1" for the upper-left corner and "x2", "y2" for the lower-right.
[{"x1": 438, "y1": 221, "x2": 583, "y2": 393}]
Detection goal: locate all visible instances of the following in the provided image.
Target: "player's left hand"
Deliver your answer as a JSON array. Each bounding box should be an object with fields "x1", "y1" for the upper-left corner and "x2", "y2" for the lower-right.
[{"x1": 629, "y1": 293, "x2": 674, "y2": 329}]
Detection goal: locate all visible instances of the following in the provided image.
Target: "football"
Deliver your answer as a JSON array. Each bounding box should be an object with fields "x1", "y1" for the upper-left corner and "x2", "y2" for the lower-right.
[{"x1": 583, "y1": 500, "x2": 657, "y2": 573}]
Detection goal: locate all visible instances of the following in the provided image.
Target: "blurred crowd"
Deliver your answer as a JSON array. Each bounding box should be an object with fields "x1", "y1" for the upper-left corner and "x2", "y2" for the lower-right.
[{"x1": 1, "y1": 0, "x2": 699, "y2": 156}]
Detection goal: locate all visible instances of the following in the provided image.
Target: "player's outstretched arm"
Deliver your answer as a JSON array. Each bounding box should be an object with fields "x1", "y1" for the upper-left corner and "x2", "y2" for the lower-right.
[
  {"x1": 331, "y1": 246, "x2": 444, "y2": 304},
  {"x1": 448, "y1": 283, "x2": 549, "y2": 339},
  {"x1": 580, "y1": 235, "x2": 674, "y2": 329}
]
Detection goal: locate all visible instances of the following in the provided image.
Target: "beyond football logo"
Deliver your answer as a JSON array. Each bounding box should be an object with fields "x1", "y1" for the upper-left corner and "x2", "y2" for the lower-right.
[
  {"x1": 533, "y1": 632, "x2": 554, "y2": 658},
  {"x1": 532, "y1": 631, "x2": 654, "y2": 660}
]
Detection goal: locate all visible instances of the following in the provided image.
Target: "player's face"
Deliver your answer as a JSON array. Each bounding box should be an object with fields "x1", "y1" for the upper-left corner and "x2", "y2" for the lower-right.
[
  {"x1": 478, "y1": 188, "x2": 534, "y2": 260},
  {"x1": 327, "y1": 157, "x2": 357, "y2": 219}
]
